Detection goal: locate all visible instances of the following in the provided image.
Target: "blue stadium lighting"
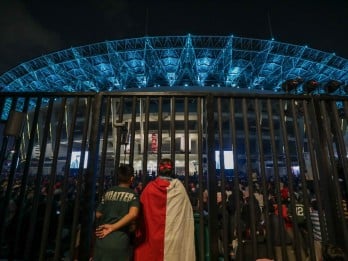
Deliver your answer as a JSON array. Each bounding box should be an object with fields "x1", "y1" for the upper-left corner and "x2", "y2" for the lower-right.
[{"x1": 0, "y1": 34, "x2": 347, "y2": 96}]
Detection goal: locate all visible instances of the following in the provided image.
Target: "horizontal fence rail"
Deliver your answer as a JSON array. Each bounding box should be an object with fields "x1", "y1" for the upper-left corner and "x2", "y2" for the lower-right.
[{"x1": 0, "y1": 91, "x2": 347, "y2": 261}]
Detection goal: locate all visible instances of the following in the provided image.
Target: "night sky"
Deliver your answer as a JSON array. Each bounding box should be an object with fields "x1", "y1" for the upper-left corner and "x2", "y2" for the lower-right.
[{"x1": 0, "y1": 0, "x2": 347, "y2": 75}]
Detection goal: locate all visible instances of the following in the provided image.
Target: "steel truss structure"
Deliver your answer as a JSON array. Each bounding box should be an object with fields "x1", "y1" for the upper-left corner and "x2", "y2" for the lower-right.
[{"x1": 1, "y1": 35, "x2": 347, "y2": 94}]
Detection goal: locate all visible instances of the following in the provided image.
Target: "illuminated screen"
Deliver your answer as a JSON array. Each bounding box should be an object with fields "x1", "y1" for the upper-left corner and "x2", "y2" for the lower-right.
[
  {"x1": 291, "y1": 166, "x2": 300, "y2": 176},
  {"x1": 70, "y1": 151, "x2": 89, "y2": 169},
  {"x1": 215, "y1": 151, "x2": 234, "y2": 170}
]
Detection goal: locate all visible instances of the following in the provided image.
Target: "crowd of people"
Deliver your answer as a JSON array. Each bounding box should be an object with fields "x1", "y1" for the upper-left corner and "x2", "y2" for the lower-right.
[
  {"x1": 1, "y1": 163, "x2": 347, "y2": 260},
  {"x1": 188, "y1": 173, "x2": 348, "y2": 260}
]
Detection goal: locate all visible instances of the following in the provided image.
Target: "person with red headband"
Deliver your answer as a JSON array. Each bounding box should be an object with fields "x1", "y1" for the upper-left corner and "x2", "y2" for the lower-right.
[{"x1": 134, "y1": 158, "x2": 196, "y2": 261}]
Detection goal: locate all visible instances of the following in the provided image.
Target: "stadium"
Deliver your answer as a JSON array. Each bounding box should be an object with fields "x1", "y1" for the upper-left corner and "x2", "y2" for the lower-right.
[
  {"x1": 0, "y1": 35, "x2": 347, "y2": 175},
  {"x1": 0, "y1": 35, "x2": 348, "y2": 260},
  {"x1": 1, "y1": 35, "x2": 348, "y2": 94}
]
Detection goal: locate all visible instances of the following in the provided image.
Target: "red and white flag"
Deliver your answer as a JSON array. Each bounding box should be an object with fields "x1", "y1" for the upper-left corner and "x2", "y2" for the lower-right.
[{"x1": 134, "y1": 178, "x2": 196, "y2": 261}]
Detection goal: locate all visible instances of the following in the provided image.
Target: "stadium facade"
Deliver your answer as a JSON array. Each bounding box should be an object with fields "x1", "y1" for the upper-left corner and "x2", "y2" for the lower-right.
[{"x1": 0, "y1": 35, "x2": 347, "y2": 175}]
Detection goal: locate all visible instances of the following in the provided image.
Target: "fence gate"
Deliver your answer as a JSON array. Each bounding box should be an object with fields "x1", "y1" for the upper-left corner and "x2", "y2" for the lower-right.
[{"x1": 0, "y1": 91, "x2": 347, "y2": 260}]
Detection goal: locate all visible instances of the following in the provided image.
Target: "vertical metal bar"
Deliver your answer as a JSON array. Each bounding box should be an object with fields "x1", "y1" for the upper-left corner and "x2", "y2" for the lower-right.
[
  {"x1": 24, "y1": 97, "x2": 55, "y2": 260},
  {"x1": 0, "y1": 95, "x2": 8, "y2": 181},
  {"x1": 129, "y1": 96, "x2": 137, "y2": 165},
  {"x1": 338, "y1": 100, "x2": 348, "y2": 196},
  {"x1": 217, "y1": 97, "x2": 229, "y2": 260},
  {"x1": 278, "y1": 99, "x2": 303, "y2": 261},
  {"x1": 156, "y1": 96, "x2": 163, "y2": 180},
  {"x1": 96, "y1": 97, "x2": 111, "y2": 204},
  {"x1": 196, "y1": 97, "x2": 205, "y2": 261},
  {"x1": 303, "y1": 98, "x2": 330, "y2": 245},
  {"x1": 79, "y1": 93, "x2": 102, "y2": 261},
  {"x1": 315, "y1": 99, "x2": 341, "y2": 243},
  {"x1": 292, "y1": 99, "x2": 316, "y2": 261},
  {"x1": 267, "y1": 98, "x2": 287, "y2": 261},
  {"x1": 170, "y1": 96, "x2": 176, "y2": 166},
  {"x1": 0, "y1": 96, "x2": 5, "y2": 116},
  {"x1": 242, "y1": 98, "x2": 257, "y2": 259},
  {"x1": 0, "y1": 97, "x2": 12, "y2": 197},
  {"x1": 206, "y1": 94, "x2": 218, "y2": 261},
  {"x1": 0, "y1": 136, "x2": 9, "y2": 181},
  {"x1": 14, "y1": 97, "x2": 42, "y2": 253},
  {"x1": 0, "y1": 97, "x2": 20, "y2": 232},
  {"x1": 229, "y1": 97, "x2": 243, "y2": 261},
  {"x1": 74, "y1": 96, "x2": 93, "y2": 260},
  {"x1": 13, "y1": 97, "x2": 42, "y2": 255},
  {"x1": 114, "y1": 96, "x2": 124, "y2": 184},
  {"x1": 184, "y1": 97, "x2": 189, "y2": 189},
  {"x1": 142, "y1": 96, "x2": 150, "y2": 181},
  {"x1": 39, "y1": 97, "x2": 67, "y2": 260},
  {"x1": 254, "y1": 98, "x2": 273, "y2": 257},
  {"x1": 344, "y1": 100, "x2": 348, "y2": 117},
  {"x1": 54, "y1": 96, "x2": 79, "y2": 260}
]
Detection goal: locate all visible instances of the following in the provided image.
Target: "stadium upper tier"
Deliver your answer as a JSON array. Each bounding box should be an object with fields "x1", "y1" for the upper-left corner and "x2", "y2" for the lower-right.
[{"x1": 0, "y1": 35, "x2": 347, "y2": 95}]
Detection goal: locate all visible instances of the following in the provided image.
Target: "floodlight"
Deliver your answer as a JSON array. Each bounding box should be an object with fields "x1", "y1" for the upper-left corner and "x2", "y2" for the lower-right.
[
  {"x1": 325, "y1": 80, "x2": 342, "y2": 94},
  {"x1": 303, "y1": 79, "x2": 319, "y2": 94},
  {"x1": 281, "y1": 78, "x2": 303, "y2": 93}
]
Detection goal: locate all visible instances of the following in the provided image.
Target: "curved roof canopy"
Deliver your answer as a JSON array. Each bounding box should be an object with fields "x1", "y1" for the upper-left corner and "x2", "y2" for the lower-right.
[{"x1": 1, "y1": 35, "x2": 348, "y2": 95}]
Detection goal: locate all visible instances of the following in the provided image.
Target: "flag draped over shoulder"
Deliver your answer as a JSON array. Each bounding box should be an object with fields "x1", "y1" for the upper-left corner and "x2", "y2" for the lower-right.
[{"x1": 134, "y1": 177, "x2": 196, "y2": 261}]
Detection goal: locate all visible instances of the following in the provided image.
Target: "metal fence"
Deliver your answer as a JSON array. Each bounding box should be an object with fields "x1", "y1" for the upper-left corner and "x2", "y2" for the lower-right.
[{"x1": 0, "y1": 91, "x2": 347, "y2": 261}]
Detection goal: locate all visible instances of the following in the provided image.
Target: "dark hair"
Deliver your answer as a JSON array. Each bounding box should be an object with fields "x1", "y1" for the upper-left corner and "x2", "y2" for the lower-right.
[
  {"x1": 117, "y1": 164, "x2": 134, "y2": 183},
  {"x1": 158, "y1": 158, "x2": 174, "y2": 177}
]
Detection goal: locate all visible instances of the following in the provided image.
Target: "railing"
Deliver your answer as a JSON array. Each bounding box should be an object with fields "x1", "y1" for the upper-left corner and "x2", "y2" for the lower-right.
[{"x1": 0, "y1": 91, "x2": 347, "y2": 260}]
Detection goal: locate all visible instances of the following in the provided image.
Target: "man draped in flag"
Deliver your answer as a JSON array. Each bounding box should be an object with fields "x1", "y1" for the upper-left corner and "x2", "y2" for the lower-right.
[{"x1": 134, "y1": 158, "x2": 196, "y2": 261}]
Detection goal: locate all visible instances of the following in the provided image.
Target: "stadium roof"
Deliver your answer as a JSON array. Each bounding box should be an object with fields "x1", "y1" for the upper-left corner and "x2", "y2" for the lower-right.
[{"x1": 0, "y1": 34, "x2": 348, "y2": 95}]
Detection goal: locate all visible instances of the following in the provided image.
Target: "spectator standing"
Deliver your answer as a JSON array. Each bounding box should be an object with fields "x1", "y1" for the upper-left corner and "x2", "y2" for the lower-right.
[
  {"x1": 269, "y1": 202, "x2": 294, "y2": 261},
  {"x1": 94, "y1": 164, "x2": 140, "y2": 261},
  {"x1": 133, "y1": 158, "x2": 195, "y2": 261},
  {"x1": 134, "y1": 181, "x2": 143, "y2": 196},
  {"x1": 310, "y1": 199, "x2": 323, "y2": 261}
]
